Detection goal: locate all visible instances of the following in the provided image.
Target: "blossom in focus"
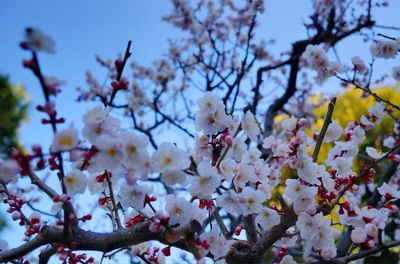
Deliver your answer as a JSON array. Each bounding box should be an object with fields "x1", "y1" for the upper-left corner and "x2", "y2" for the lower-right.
[
  {"x1": 255, "y1": 208, "x2": 280, "y2": 230},
  {"x1": 82, "y1": 106, "x2": 120, "y2": 143},
  {"x1": 93, "y1": 134, "x2": 125, "y2": 171},
  {"x1": 366, "y1": 147, "x2": 387, "y2": 160},
  {"x1": 64, "y1": 169, "x2": 87, "y2": 195},
  {"x1": 165, "y1": 194, "x2": 193, "y2": 226},
  {"x1": 188, "y1": 161, "x2": 220, "y2": 198},
  {"x1": 238, "y1": 186, "x2": 266, "y2": 216},
  {"x1": 121, "y1": 131, "x2": 149, "y2": 166},
  {"x1": 51, "y1": 125, "x2": 79, "y2": 152},
  {"x1": 119, "y1": 183, "x2": 152, "y2": 210},
  {"x1": 151, "y1": 142, "x2": 189, "y2": 173}
]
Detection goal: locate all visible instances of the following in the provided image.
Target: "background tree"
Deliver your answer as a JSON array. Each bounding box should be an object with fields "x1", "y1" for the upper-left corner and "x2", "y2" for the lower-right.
[
  {"x1": 0, "y1": 75, "x2": 28, "y2": 233},
  {"x1": 0, "y1": 75, "x2": 28, "y2": 158}
]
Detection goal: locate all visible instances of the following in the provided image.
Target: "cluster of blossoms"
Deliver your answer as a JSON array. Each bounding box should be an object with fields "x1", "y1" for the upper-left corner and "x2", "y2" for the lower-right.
[
  {"x1": 1, "y1": 85, "x2": 400, "y2": 263},
  {"x1": 303, "y1": 38, "x2": 400, "y2": 85},
  {"x1": 302, "y1": 45, "x2": 343, "y2": 84},
  {"x1": 1, "y1": 2, "x2": 400, "y2": 261}
]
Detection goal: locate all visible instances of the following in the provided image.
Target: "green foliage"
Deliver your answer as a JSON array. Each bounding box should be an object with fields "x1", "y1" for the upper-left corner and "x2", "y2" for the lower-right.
[{"x1": 0, "y1": 75, "x2": 28, "y2": 158}]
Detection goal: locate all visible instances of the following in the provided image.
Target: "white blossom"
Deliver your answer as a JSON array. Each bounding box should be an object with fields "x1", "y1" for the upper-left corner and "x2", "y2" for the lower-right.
[
  {"x1": 255, "y1": 208, "x2": 280, "y2": 230},
  {"x1": 188, "y1": 161, "x2": 220, "y2": 198},
  {"x1": 229, "y1": 135, "x2": 247, "y2": 162},
  {"x1": 238, "y1": 186, "x2": 266, "y2": 216},
  {"x1": 383, "y1": 136, "x2": 396, "y2": 149},
  {"x1": 151, "y1": 142, "x2": 189, "y2": 173},
  {"x1": 195, "y1": 92, "x2": 229, "y2": 135},
  {"x1": 377, "y1": 182, "x2": 400, "y2": 199},
  {"x1": 161, "y1": 170, "x2": 187, "y2": 186},
  {"x1": 51, "y1": 125, "x2": 79, "y2": 152},
  {"x1": 216, "y1": 190, "x2": 241, "y2": 216},
  {"x1": 165, "y1": 194, "x2": 193, "y2": 226},
  {"x1": 241, "y1": 111, "x2": 260, "y2": 142},
  {"x1": 121, "y1": 131, "x2": 149, "y2": 166},
  {"x1": 64, "y1": 169, "x2": 87, "y2": 195},
  {"x1": 324, "y1": 121, "x2": 342, "y2": 143},
  {"x1": 351, "y1": 227, "x2": 367, "y2": 244},
  {"x1": 368, "y1": 103, "x2": 386, "y2": 121},
  {"x1": 93, "y1": 134, "x2": 125, "y2": 171},
  {"x1": 281, "y1": 117, "x2": 297, "y2": 132},
  {"x1": 366, "y1": 147, "x2": 387, "y2": 160},
  {"x1": 119, "y1": 183, "x2": 152, "y2": 210},
  {"x1": 0, "y1": 159, "x2": 19, "y2": 184},
  {"x1": 82, "y1": 106, "x2": 120, "y2": 143}
]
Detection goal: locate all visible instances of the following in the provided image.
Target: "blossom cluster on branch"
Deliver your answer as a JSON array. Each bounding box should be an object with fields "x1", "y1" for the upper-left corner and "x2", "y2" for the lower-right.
[{"x1": 1, "y1": 0, "x2": 400, "y2": 263}]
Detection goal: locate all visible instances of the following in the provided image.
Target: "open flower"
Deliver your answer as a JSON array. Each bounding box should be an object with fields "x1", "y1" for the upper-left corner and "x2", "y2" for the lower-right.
[
  {"x1": 366, "y1": 147, "x2": 387, "y2": 160},
  {"x1": 119, "y1": 183, "x2": 152, "y2": 210},
  {"x1": 121, "y1": 131, "x2": 149, "y2": 166},
  {"x1": 93, "y1": 134, "x2": 125, "y2": 171},
  {"x1": 165, "y1": 194, "x2": 193, "y2": 226},
  {"x1": 255, "y1": 208, "x2": 280, "y2": 230},
  {"x1": 241, "y1": 111, "x2": 260, "y2": 142},
  {"x1": 188, "y1": 161, "x2": 220, "y2": 198},
  {"x1": 377, "y1": 182, "x2": 400, "y2": 200},
  {"x1": 51, "y1": 125, "x2": 79, "y2": 152},
  {"x1": 238, "y1": 186, "x2": 266, "y2": 216},
  {"x1": 324, "y1": 121, "x2": 342, "y2": 143},
  {"x1": 64, "y1": 169, "x2": 87, "y2": 195},
  {"x1": 151, "y1": 142, "x2": 189, "y2": 173}
]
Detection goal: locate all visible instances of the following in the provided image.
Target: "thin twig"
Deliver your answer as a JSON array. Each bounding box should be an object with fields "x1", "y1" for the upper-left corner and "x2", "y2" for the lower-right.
[{"x1": 312, "y1": 97, "x2": 337, "y2": 162}]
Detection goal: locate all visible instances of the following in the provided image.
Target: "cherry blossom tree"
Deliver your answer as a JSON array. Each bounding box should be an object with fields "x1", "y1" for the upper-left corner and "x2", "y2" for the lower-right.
[{"x1": 1, "y1": 1, "x2": 400, "y2": 263}]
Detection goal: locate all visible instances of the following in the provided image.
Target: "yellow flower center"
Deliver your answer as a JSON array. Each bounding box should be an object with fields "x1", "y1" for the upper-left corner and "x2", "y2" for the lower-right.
[
  {"x1": 107, "y1": 148, "x2": 117, "y2": 156},
  {"x1": 248, "y1": 198, "x2": 255, "y2": 205},
  {"x1": 199, "y1": 177, "x2": 207, "y2": 186},
  {"x1": 65, "y1": 176, "x2": 75, "y2": 185},
  {"x1": 59, "y1": 135, "x2": 73, "y2": 147},
  {"x1": 127, "y1": 145, "x2": 137, "y2": 154},
  {"x1": 163, "y1": 157, "x2": 172, "y2": 166}
]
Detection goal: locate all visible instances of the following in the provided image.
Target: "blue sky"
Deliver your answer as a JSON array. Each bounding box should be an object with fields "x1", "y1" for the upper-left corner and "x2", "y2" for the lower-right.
[{"x1": 0, "y1": 0, "x2": 399, "y2": 261}]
